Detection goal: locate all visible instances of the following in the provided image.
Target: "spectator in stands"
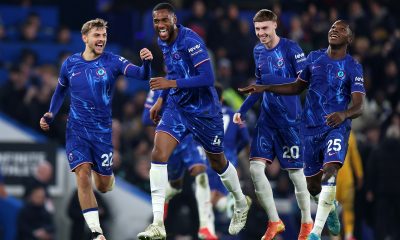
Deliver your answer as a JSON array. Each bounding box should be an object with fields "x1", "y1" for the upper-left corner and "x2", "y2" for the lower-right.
[
  {"x1": 56, "y1": 25, "x2": 71, "y2": 44},
  {"x1": 0, "y1": 65, "x2": 30, "y2": 122},
  {"x1": 17, "y1": 184, "x2": 55, "y2": 240},
  {"x1": 366, "y1": 112, "x2": 400, "y2": 240}
]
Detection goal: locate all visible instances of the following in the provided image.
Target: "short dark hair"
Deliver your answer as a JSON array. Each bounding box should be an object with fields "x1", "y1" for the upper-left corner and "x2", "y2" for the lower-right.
[
  {"x1": 153, "y1": 2, "x2": 175, "y2": 14},
  {"x1": 253, "y1": 9, "x2": 277, "y2": 23},
  {"x1": 336, "y1": 20, "x2": 354, "y2": 40}
]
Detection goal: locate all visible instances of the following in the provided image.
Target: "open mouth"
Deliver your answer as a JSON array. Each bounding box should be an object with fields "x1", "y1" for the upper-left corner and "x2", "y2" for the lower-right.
[
  {"x1": 159, "y1": 29, "x2": 168, "y2": 38},
  {"x1": 95, "y1": 42, "x2": 104, "y2": 50},
  {"x1": 330, "y1": 33, "x2": 339, "y2": 40}
]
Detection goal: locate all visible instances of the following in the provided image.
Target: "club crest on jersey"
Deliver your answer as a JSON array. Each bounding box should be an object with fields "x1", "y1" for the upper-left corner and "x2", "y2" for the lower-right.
[
  {"x1": 96, "y1": 67, "x2": 106, "y2": 76},
  {"x1": 276, "y1": 58, "x2": 284, "y2": 67},
  {"x1": 68, "y1": 153, "x2": 74, "y2": 162},
  {"x1": 173, "y1": 52, "x2": 181, "y2": 60},
  {"x1": 337, "y1": 70, "x2": 345, "y2": 79}
]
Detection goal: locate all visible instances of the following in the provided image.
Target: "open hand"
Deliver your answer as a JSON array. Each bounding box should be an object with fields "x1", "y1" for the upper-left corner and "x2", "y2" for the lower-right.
[
  {"x1": 150, "y1": 98, "x2": 163, "y2": 124},
  {"x1": 325, "y1": 111, "x2": 346, "y2": 128}
]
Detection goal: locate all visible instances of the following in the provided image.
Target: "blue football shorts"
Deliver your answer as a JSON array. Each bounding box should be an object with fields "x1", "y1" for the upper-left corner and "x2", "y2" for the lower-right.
[
  {"x1": 156, "y1": 105, "x2": 225, "y2": 154},
  {"x1": 250, "y1": 119, "x2": 303, "y2": 169},
  {"x1": 66, "y1": 127, "x2": 113, "y2": 176},
  {"x1": 303, "y1": 125, "x2": 350, "y2": 177}
]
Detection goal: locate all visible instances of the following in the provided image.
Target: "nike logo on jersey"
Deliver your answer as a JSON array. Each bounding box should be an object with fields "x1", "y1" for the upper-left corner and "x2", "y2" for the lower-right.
[
  {"x1": 71, "y1": 72, "x2": 81, "y2": 77},
  {"x1": 311, "y1": 66, "x2": 321, "y2": 70}
]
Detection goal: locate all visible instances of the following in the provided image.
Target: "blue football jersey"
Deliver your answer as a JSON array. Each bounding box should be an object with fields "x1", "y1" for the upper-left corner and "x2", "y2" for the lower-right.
[
  {"x1": 158, "y1": 24, "x2": 220, "y2": 117},
  {"x1": 59, "y1": 52, "x2": 138, "y2": 133},
  {"x1": 142, "y1": 90, "x2": 161, "y2": 126},
  {"x1": 222, "y1": 105, "x2": 250, "y2": 156},
  {"x1": 253, "y1": 38, "x2": 306, "y2": 128},
  {"x1": 299, "y1": 49, "x2": 366, "y2": 133}
]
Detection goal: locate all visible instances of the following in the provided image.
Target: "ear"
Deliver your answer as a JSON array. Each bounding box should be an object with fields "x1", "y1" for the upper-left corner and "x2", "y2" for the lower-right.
[
  {"x1": 82, "y1": 34, "x2": 87, "y2": 43},
  {"x1": 347, "y1": 35, "x2": 353, "y2": 45},
  {"x1": 173, "y1": 14, "x2": 177, "y2": 24}
]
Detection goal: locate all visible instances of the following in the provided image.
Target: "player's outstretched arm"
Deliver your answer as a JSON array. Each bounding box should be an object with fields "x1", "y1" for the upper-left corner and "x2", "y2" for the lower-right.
[
  {"x1": 238, "y1": 78, "x2": 307, "y2": 95},
  {"x1": 124, "y1": 48, "x2": 153, "y2": 80},
  {"x1": 149, "y1": 97, "x2": 163, "y2": 124}
]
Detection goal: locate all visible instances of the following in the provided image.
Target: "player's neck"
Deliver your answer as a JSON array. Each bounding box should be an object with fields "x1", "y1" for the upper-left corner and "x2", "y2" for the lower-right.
[
  {"x1": 327, "y1": 45, "x2": 346, "y2": 60},
  {"x1": 166, "y1": 26, "x2": 179, "y2": 45},
  {"x1": 264, "y1": 35, "x2": 280, "y2": 49},
  {"x1": 82, "y1": 48, "x2": 102, "y2": 61}
]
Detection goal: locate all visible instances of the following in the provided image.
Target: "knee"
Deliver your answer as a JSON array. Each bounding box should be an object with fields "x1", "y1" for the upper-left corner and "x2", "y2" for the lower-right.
[
  {"x1": 75, "y1": 165, "x2": 92, "y2": 187},
  {"x1": 151, "y1": 145, "x2": 168, "y2": 162},
  {"x1": 189, "y1": 165, "x2": 206, "y2": 177},
  {"x1": 321, "y1": 165, "x2": 339, "y2": 185},
  {"x1": 95, "y1": 183, "x2": 109, "y2": 193},
  {"x1": 307, "y1": 181, "x2": 321, "y2": 196},
  {"x1": 207, "y1": 154, "x2": 226, "y2": 172}
]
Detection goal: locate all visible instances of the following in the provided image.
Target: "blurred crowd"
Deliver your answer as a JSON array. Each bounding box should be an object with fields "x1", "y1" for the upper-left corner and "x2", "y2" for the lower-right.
[{"x1": 1, "y1": 0, "x2": 400, "y2": 239}]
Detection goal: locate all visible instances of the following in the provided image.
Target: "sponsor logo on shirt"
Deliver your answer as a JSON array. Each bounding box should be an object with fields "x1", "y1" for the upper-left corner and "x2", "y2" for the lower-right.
[
  {"x1": 354, "y1": 76, "x2": 364, "y2": 86},
  {"x1": 188, "y1": 44, "x2": 201, "y2": 53},
  {"x1": 294, "y1": 53, "x2": 305, "y2": 59}
]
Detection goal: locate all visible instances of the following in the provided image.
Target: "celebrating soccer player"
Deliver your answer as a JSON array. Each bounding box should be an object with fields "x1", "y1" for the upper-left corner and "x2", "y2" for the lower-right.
[
  {"x1": 137, "y1": 3, "x2": 251, "y2": 240},
  {"x1": 39, "y1": 18, "x2": 152, "y2": 240},
  {"x1": 239, "y1": 20, "x2": 365, "y2": 240},
  {"x1": 233, "y1": 9, "x2": 313, "y2": 240}
]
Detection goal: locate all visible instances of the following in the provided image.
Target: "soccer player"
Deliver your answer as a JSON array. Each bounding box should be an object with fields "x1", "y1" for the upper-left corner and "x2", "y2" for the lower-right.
[
  {"x1": 239, "y1": 20, "x2": 365, "y2": 240},
  {"x1": 142, "y1": 89, "x2": 217, "y2": 239},
  {"x1": 233, "y1": 9, "x2": 312, "y2": 240},
  {"x1": 137, "y1": 3, "x2": 251, "y2": 240},
  {"x1": 39, "y1": 18, "x2": 152, "y2": 240}
]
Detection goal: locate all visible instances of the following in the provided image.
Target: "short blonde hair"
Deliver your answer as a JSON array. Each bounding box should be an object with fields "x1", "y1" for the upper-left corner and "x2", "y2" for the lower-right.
[{"x1": 81, "y1": 18, "x2": 108, "y2": 35}]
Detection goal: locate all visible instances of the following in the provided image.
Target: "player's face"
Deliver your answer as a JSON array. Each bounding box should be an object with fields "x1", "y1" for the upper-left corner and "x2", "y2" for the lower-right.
[
  {"x1": 328, "y1": 21, "x2": 351, "y2": 46},
  {"x1": 83, "y1": 27, "x2": 107, "y2": 55},
  {"x1": 153, "y1": 9, "x2": 176, "y2": 42},
  {"x1": 254, "y1": 21, "x2": 277, "y2": 45}
]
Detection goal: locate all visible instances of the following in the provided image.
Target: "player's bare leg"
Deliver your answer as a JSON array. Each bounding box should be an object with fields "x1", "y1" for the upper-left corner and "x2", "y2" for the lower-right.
[
  {"x1": 75, "y1": 163, "x2": 105, "y2": 239},
  {"x1": 206, "y1": 152, "x2": 251, "y2": 235},
  {"x1": 137, "y1": 132, "x2": 178, "y2": 240},
  {"x1": 92, "y1": 172, "x2": 115, "y2": 193}
]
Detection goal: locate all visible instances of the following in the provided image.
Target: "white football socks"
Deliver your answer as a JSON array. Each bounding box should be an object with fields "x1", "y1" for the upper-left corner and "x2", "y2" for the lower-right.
[
  {"x1": 218, "y1": 161, "x2": 247, "y2": 209},
  {"x1": 249, "y1": 161, "x2": 279, "y2": 222},
  {"x1": 312, "y1": 185, "x2": 336, "y2": 235},
  {"x1": 195, "y1": 172, "x2": 212, "y2": 228},
  {"x1": 288, "y1": 169, "x2": 312, "y2": 223},
  {"x1": 83, "y1": 208, "x2": 102, "y2": 233},
  {"x1": 150, "y1": 163, "x2": 168, "y2": 225}
]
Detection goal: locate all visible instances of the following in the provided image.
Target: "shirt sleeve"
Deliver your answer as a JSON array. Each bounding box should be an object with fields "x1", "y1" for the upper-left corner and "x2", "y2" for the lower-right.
[
  {"x1": 185, "y1": 35, "x2": 210, "y2": 67},
  {"x1": 349, "y1": 62, "x2": 366, "y2": 94},
  {"x1": 299, "y1": 53, "x2": 313, "y2": 83},
  {"x1": 115, "y1": 54, "x2": 151, "y2": 80},
  {"x1": 287, "y1": 41, "x2": 307, "y2": 74},
  {"x1": 58, "y1": 60, "x2": 69, "y2": 87}
]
